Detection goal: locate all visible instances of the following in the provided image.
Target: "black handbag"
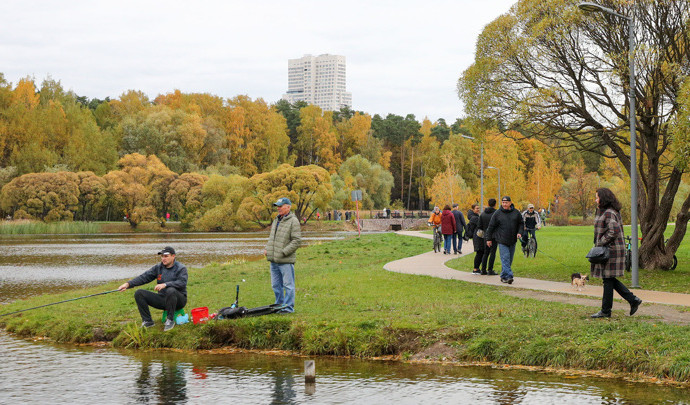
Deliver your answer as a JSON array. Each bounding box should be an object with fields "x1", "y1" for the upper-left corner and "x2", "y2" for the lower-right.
[{"x1": 586, "y1": 246, "x2": 609, "y2": 264}]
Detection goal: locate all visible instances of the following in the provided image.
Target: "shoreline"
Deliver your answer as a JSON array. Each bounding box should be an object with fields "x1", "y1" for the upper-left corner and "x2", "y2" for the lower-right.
[
  {"x1": 21, "y1": 334, "x2": 684, "y2": 389},
  {"x1": 0, "y1": 219, "x2": 358, "y2": 234},
  {"x1": 3, "y1": 232, "x2": 690, "y2": 384}
]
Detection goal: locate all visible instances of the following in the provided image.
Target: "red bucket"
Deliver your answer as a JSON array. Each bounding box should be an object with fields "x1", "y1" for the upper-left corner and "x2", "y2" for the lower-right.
[{"x1": 191, "y1": 307, "x2": 209, "y2": 324}]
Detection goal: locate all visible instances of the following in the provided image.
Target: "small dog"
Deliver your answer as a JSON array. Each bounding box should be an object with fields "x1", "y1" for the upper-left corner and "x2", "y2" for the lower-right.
[{"x1": 571, "y1": 273, "x2": 589, "y2": 291}]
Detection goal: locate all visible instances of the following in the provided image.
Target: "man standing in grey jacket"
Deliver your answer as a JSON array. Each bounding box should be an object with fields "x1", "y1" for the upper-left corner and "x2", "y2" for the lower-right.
[{"x1": 264, "y1": 197, "x2": 302, "y2": 313}]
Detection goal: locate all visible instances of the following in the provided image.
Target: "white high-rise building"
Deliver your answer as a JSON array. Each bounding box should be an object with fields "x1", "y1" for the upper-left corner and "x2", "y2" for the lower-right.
[{"x1": 282, "y1": 54, "x2": 352, "y2": 112}]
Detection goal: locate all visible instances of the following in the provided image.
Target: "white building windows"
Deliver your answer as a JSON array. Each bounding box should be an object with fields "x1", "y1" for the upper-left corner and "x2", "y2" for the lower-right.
[{"x1": 282, "y1": 54, "x2": 352, "y2": 111}]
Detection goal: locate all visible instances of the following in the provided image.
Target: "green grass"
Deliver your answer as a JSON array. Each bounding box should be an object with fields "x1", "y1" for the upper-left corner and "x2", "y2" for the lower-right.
[
  {"x1": 446, "y1": 225, "x2": 690, "y2": 293},
  {"x1": 2, "y1": 232, "x2": 690, "y2": 382}
]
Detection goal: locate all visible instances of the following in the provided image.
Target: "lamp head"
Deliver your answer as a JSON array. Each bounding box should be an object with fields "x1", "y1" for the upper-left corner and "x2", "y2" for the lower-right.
[{"x1": 578, "y1": 2, "x2": 604, "y2": 13}]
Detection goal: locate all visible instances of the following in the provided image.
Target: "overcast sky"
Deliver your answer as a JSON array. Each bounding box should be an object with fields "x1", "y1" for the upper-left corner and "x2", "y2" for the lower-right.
[{"x1": 2, "y1": 0, "x2": 516, "y2": 122}]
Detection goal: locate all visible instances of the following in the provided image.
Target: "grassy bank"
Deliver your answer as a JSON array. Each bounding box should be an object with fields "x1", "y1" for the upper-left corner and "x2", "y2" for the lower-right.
[
  {"x1": 446, "y1": 226, "x2": 690, "y2": 294},
  {"x1": 2, "y1": 232, "x2": 690, "y2": 383}
]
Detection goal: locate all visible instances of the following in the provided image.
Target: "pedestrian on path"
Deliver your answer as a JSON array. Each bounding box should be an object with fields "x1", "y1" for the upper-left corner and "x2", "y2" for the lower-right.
[
  {"x1": 451, "y1": 203, "x2": 467, "y2": 254},
  {"x1": 440, "y1": 204, "x2": 457, "y2": 255},
  {"x1": 467, "y1": 204, "x2": 484, "y2": 274},
  {"x1": 590, "y1": 188, "x2": 642, "y2": 318},
  {"x1": 479, "y1": 199, "x2": 499, "y2": 275},
  {"x1": 486, "y1": 196, "x2": 524, "y2": 284}
]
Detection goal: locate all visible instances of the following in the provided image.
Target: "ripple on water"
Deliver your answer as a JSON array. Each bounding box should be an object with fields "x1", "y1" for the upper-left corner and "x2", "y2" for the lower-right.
[{"x1": 1, "y1": 332, "x2": 689, "y2": 404}]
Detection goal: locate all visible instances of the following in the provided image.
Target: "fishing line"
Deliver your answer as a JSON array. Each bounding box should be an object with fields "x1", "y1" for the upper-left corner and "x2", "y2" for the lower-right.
[{"x1": 0, "y1": 289, "x2": 120, "y2": 317}]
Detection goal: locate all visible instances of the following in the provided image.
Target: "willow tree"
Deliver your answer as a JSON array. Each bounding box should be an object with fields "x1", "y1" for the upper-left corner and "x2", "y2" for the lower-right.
[{"x1": 458, "y1": 0, "x2": 690, "y2": 269}]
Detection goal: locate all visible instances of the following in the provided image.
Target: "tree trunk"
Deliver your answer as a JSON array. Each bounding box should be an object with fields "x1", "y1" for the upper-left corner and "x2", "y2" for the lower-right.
[
  {"x1": 400, "y1": 144, "x2": 405, "y2": 203},
  {"x1": 637, "y1": 166, "x2": 690, "y2": 270},
  {"x1": 407, "y1": 148, "x2": 414, "y2": 210}
]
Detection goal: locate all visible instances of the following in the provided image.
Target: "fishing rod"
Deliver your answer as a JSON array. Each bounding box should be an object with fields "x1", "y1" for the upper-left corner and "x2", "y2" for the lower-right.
[{"x1": 0, "y1": 289, "x2": 120, "y2": 317}]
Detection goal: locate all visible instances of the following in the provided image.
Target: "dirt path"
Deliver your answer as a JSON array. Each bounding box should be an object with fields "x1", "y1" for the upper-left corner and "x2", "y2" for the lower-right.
[{"x1": 388, "y1": 231, "x2": 690, "y2": 325}]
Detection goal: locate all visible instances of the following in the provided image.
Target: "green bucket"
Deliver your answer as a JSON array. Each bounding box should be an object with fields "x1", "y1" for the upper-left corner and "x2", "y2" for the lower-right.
[{"x1": 162, "y1": 308, "x2": 186, "y2": 323}]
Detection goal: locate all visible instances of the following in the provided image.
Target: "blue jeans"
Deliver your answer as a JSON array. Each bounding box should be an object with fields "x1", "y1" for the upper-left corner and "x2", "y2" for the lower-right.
[
  {"x1": 270, "y1": 262, "x2": 295, "y2": 312},
  {"x1": 452, "y1": 232, "x2": 463, "y2": 253},
  {"x1": 498, "y1": 243, "x2": 516, "y2": 280},
  {"x1": 443, "y1": 234, "x2": 453, "y2": 253}
]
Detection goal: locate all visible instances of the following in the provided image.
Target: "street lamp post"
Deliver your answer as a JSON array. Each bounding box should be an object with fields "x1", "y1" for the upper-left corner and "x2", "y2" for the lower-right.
[
  {"x1": 462, "y1": 135, "x2": 484, "y2": 210},
  {"x1": 486, "y1": 166, "x2": 500, "y2": 202},
  {"x1": 578, "y1": 2, "x2": 639, "y2": 287}
]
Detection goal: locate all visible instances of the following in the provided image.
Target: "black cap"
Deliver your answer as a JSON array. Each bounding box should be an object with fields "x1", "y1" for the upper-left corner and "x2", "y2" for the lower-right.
[
  {"x1": 158, "y1": 246, "x2": 176, "y2": 255},
  {"x1": 502, "y1": 196, "x2": 511, "y2": 202}
]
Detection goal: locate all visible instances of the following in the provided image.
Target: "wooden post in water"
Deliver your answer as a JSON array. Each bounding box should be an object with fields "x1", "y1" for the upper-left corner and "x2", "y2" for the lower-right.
[{"x1": 304, "y1": 360, "x2": 315, "y2": 383}]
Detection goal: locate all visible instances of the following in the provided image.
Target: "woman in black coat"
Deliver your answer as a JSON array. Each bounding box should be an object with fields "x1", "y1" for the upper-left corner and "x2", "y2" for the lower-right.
[
  {"x1": 466, "y1": 204, "x2": 483, "y2": 274},
  {"x1": 590, "y1": 188, "x2": 642, "y2": 318}
]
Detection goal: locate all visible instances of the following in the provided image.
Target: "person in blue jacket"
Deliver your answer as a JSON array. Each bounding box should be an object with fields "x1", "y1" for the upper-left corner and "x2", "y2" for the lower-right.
[{"x1": 118, "y1": 246, "x2": 188, "y2": 331}]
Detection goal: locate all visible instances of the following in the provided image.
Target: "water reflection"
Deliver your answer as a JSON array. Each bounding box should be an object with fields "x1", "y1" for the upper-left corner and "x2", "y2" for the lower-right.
[
  {"x1": 0, "y1": 231, "x2": 351, "y2": 304},
  {"x1": 137, "y1": 359, "x2": 188, "y2": 404},
  {"x1": 1, "y1": 331, "x2": 688, "y2": 404}
]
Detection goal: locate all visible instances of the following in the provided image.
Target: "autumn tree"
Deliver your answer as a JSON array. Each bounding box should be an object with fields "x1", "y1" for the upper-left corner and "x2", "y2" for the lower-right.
[
  {"x1": 238, "y1": 164, "x2": 333, "y2": 226},
  {"x1": 165, "y1": 172, "x2": 208, "y2": 227},
  {"x1": 75, "y1": 171, "x2": 107, "y2": 221},
  {"x1": 0, "y1": 172, "x2": 80, "y2": 221},
  {"x1": 331, "y1": 155, "x2": 394, "y2": 210},
  {"x1": 222, "y1": 96, "x2": 291, "y2": 176},
  {"x1": 193, "y1": 174, "x2": 252, "y2": 231},
  {"x1": 561, "y1": 161, "x2": 599, "y2": 220},
  {"x1": 104, "y1": 153, "x2": 175, "y2": 227},
  {"x1": 459, "y1": 0, "x2": 690, "y2": 269},
  {"x1": 295, "y1": 105, "x2": 341, "y2": 171},
  {"x1": 428, "y1": 156, "x2": 474, "y2": 209}
]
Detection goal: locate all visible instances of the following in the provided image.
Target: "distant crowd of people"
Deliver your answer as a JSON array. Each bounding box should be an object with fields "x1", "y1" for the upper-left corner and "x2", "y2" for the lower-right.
[{"x1": 428, "y1": 198, "x2": 548, "y2": 284}]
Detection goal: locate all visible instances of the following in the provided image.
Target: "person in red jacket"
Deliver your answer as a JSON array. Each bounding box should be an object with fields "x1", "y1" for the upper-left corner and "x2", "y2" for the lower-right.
[{"x1": 440, "y1": 204, "x2": 457, "y2": 254}]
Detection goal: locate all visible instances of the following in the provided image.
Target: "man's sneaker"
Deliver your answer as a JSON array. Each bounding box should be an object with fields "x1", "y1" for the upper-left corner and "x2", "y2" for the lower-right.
[
  {"x1": 488, "y1": 270, "x2": 498, "y2": 276},
  {"x1": 480, "y1": 270, "x2": 487, "y2": 275},
  {"x1": 472, "y1": 269, "x2": 481, "y2": 275},
  {"x1": 163, "y1": 319, "x2": 175, "y2": 332},
  {"x1": 500, "y1": 278, "x2": 508, "y2": 283},
  {"x1": 141, "y1": 321, "x2": 155, "y2": 328},
  {"x1": 507, "y1": 278, "x2": 514, "y2": 284}
]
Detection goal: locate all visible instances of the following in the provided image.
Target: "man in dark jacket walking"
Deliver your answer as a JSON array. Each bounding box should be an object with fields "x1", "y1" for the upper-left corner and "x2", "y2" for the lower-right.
[
  {"x1": 485, "y1": 196, "x2": 524, "y2": 284},
  {"x1": 478, "y1": 199, "x2": 498, "y2": 275},
  {"x1": 451, "y1": 203, "x2": 467, "y2": 254},
  {"x1": 118, "y1": 246, "x2": 188, "y2": 331}
]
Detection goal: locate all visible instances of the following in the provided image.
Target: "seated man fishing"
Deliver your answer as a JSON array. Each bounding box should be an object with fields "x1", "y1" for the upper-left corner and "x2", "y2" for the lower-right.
[{"x1": 118, "y1": 246, "x2": 188, "y2": 331}]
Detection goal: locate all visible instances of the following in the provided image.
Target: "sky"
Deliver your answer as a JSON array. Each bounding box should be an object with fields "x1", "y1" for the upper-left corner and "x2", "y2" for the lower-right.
[{"x1": 1, "y1": 0, "x2": 516, "y2": 122}]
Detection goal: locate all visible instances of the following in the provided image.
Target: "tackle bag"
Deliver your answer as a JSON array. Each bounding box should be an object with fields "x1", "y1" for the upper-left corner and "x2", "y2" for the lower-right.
[{"x1": 216, "y1": 306, "x2": 247, "y2": 320}]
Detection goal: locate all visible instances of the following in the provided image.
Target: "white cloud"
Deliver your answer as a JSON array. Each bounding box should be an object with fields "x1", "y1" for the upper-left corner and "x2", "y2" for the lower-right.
[{"x1": 1, "y1": 0, "x2": 515, "y2": 121}]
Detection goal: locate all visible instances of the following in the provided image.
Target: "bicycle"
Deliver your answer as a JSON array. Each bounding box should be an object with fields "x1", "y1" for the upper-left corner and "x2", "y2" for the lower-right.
[
  {"x1": 624, "y1": 236, "x2": 677, "y2": 271},
  {"x1": 522, "y1": 229, "x2": 537, "y2": 258},
  {"x1": 428, "y1": 223, "x2": 443, "y2": 253}
]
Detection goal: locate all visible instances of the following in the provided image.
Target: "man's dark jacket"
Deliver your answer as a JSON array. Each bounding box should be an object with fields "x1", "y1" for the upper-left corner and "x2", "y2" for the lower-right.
[
  {"x1": 127, "y1": 261, "x2": 188, "y2": 296},
  {"x1": 451, "y1": 209, "x2": 467, "y2": 236},
  {"x1": 485, "y1": 206, "x2": 525, "y2": 246},
  {"x1": 477, "y1": 207, "x2": 496, "y2": 239}
]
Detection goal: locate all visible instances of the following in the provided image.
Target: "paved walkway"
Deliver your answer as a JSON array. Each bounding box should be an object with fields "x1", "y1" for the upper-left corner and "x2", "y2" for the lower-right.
[{"x1": 386, "y1": 231, "x2": 690, "y2": 308}]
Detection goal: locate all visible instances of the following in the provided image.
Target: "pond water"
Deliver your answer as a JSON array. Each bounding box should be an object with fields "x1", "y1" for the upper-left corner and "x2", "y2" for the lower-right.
[
  {"x1": 1, "y1": 232, "x2": 689, "y2": 404},
  {"x1": 1, "y1": 331, "x2": 687, "y2": 404},
  {"x1": 0, "y1": 232, "x2": 350, "y2": 304}
]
